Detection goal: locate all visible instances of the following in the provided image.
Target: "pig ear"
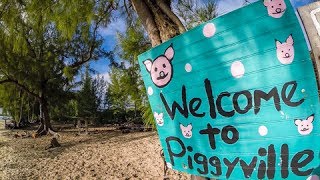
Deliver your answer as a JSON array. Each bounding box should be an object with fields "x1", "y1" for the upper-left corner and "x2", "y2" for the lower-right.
[
  {"x1": 263, "y1": 0, "x2": 270, "y2": 6},
  {"x1": 307, "y1": 114, "x2": 314, "y2": 123},
  {"x1": 286, "y1": 35, "x2": 294, "y2": 45},
  {"x1": 154, "y1": 112, "x2": 158, "y2": 117},
  {"x1": 187, "y1": 124, "x2": 192, "y2": 130},
  {"x1": 294, "y1": 119, "x2": 302, "y2": 126},
  {"x1": 159, "y1": 113, "x2": 163, "y2": 117},
  {"x1": 180, "y1": 123, "x2": 184, "y2": 130},
  {"x1": 275, "y1": 40, "x2": 281, "y2": 48},
  {"x1": 164, "y1": 44, "x2": 174, "y2": 61},
  {"x1": 143, "y1": 59, "x2": 153, "y2": 73}
]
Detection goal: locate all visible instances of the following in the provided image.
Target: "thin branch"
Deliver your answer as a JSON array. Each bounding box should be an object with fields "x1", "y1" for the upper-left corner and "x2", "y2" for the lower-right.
[
  {"x1": 23, "y1": 35, "x2": 37, "y2": 58},
  {"x1": 68, "y1": 35, "x2": 96, "y2": 68},
  {"x1": 0, "y1": 79, "x2": 12, "y2": 84},
  {"x1": 0, "y1": 77, "x2": 40, "y2": 99},
  {"x1": 124, "y1": 0, "x2": 131, "y2": 18},
  {"x1": 69, "y1": 3, "x2": 114, "y2": 68}
]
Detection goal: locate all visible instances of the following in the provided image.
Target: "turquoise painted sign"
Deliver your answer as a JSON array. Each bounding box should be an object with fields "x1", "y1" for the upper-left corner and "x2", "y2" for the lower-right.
[{"x1": 138, "y1": 0, "x2": 320, "y2": 179}]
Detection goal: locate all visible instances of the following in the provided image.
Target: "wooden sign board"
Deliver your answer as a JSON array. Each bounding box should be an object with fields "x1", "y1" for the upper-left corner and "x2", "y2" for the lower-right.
[{"x1": 139, "y1": 0, "x2": 320, "y2": 179}]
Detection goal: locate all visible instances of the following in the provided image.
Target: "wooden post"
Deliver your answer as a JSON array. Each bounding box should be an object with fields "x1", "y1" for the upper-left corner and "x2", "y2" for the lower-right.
[{"x1": 298, "y1": 2, "x2": 320, "y2": 93}]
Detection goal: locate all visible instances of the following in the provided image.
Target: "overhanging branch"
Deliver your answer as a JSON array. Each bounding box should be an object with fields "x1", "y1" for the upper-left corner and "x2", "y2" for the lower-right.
[
  {"x1": 68, "y1": 45, "x2": 95, "y2": 68},
  {"x1": 0, "y1": 78, "x2": 40, "y2": 99},
  {"x1": 69, "y1": 3, "x2": 114, "y2": 68},
  {"x1": 0, "y1": 79, "x2": 12, "y2": 84}
]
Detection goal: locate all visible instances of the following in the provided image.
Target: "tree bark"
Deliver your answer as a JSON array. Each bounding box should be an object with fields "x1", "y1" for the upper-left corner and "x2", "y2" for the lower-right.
[
  {"x1": 19, "y1": 89, "x2": 23, "y2": 126},
  {"x1": 131, "y1": 0, "x2": 161, "y2": 47},
  {"x1": 85, "y1": 119, "x2": 88, "y2": 134},
  {"x1": 156, "y1": 0, "x2": 186, "y2": 34},
  {"x1": 36, "y1": 92, "x2": 53, "y2": 135},
  {"x1": 131, "y1": 0, "x2": 185, "y2": 47}
]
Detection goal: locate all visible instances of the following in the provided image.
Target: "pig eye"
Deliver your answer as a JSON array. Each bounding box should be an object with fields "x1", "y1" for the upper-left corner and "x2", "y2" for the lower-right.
[
  {"x1": 155, "y1": 67, "x2": 158, "y2": 72},
  {"x1": 279, "y1": 3, "x2": 281, "y2": 5},
  {"x1": 281, "y1": 50, "x2": 284, "y2": 53},
  {"x1": 163, "y1": 64, "x2": 166, "y2": 68},
  {"x1": 271, "y1": 6, "x2": 274, "y2": 8},
  {"x1": 289, "y1": 49, "x2": 290, "y2": 51}
]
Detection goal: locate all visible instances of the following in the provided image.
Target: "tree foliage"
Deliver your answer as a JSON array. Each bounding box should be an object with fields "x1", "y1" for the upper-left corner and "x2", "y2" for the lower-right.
[
  {"x1": 0, "y1": 84, "x2": 37, "y2": 122},
  {"x1": 0, "y1": 0, "x2": 114, "y2": 134},
  {"x1": 78, "y1": 66, "x2": 98, "y2": 117},
  {"x1": 175, "y1": 0, "x2": 218, "y2": 29},
  {"x1": 105, "y1": 20, "x2": 155, "y2": 125}
]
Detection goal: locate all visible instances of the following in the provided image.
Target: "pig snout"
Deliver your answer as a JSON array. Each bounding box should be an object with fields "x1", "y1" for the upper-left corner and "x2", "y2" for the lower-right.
[
  {"x1": 276, "y1": 8, "x2": 282, "y2": 13},
  {"x1": 156, "y1": 70, "x2": 168, "y2": 80},
  {"x1": 285, "y1": 53, "x2": 290, "y2": 58}
]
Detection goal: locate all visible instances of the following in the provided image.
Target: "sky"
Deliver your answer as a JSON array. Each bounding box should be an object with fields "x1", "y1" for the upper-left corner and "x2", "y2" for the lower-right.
[{"x1": 89, "y1": 0, "x2": 315, "y2": 83}]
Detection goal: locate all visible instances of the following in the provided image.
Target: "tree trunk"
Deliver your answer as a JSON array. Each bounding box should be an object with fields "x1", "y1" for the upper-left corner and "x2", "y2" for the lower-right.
[
  {"x1": 77, "y1": 118, "x2": 81, "y2": 134},
  {"x1": 19, "y1": 89, "x2": 23, "y2": 126},
  {"x1": 131, "y1": 0, "x2": 186, "y2": 47},
  {"x1": 85, "y1": 118, "x2": 88, "y2": 134},
  {"x1": 131, "y1": 0, "x2": 161, "y2": 46},
  {"x1": 36, "y1": 96, "x2": 52, "y2": 135}
]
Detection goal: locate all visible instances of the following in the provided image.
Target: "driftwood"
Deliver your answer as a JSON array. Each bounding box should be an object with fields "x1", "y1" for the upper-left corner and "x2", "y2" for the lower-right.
[
  {"x1": 45, "y1": 137, "x2": 61, "y2": 150},
  {"x1": 13, "y1": 131, "x2": 31, "y2": 138}
]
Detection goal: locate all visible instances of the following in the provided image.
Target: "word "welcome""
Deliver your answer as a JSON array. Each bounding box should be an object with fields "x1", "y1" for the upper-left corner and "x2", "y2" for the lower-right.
[{"x1": 160, "y1": 79, "x2": 304, "y2": 120}]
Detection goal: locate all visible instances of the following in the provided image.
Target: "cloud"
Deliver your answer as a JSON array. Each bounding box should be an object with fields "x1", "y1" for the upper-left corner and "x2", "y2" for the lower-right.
[{"x1": 101, "y1": 72, "x2": 111, "y2": 84}]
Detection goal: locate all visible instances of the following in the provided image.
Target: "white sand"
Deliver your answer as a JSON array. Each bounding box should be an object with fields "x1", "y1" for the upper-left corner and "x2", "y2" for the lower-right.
[{"x1": 0, "y1": 123, "x2": 189, "y2": 180}]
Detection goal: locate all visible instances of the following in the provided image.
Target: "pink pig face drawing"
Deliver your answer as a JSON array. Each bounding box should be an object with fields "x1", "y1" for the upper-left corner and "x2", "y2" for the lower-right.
[
  {"x1": 276, "y1": 35, "x2": 294, "y2": 65},
  {"x1": 180, "y1": 123, "x2": 192, "y2": 139},
  {"x1": 143, "y1": 44, "x2": 174, "y2": 88},
  {"x1": 294, "y1": 114, "x2": 314, "y2": 135},
  {"x1": 264, "y1": 0, "x2": 287, "y2": 18},
  {"x1": 154, "y1": 112, "x2": 164, "y2": 126}
]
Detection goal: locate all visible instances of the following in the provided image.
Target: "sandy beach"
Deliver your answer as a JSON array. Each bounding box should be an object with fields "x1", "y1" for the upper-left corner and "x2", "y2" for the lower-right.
[{"x1": 0, "y1": 122, "x2": 189, "y2": 180}]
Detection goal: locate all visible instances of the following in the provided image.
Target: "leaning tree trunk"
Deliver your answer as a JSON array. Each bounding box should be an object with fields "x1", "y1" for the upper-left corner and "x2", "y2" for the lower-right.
[{"x1": 131, "y1": 0, "x2": 186, "y2": 47}]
